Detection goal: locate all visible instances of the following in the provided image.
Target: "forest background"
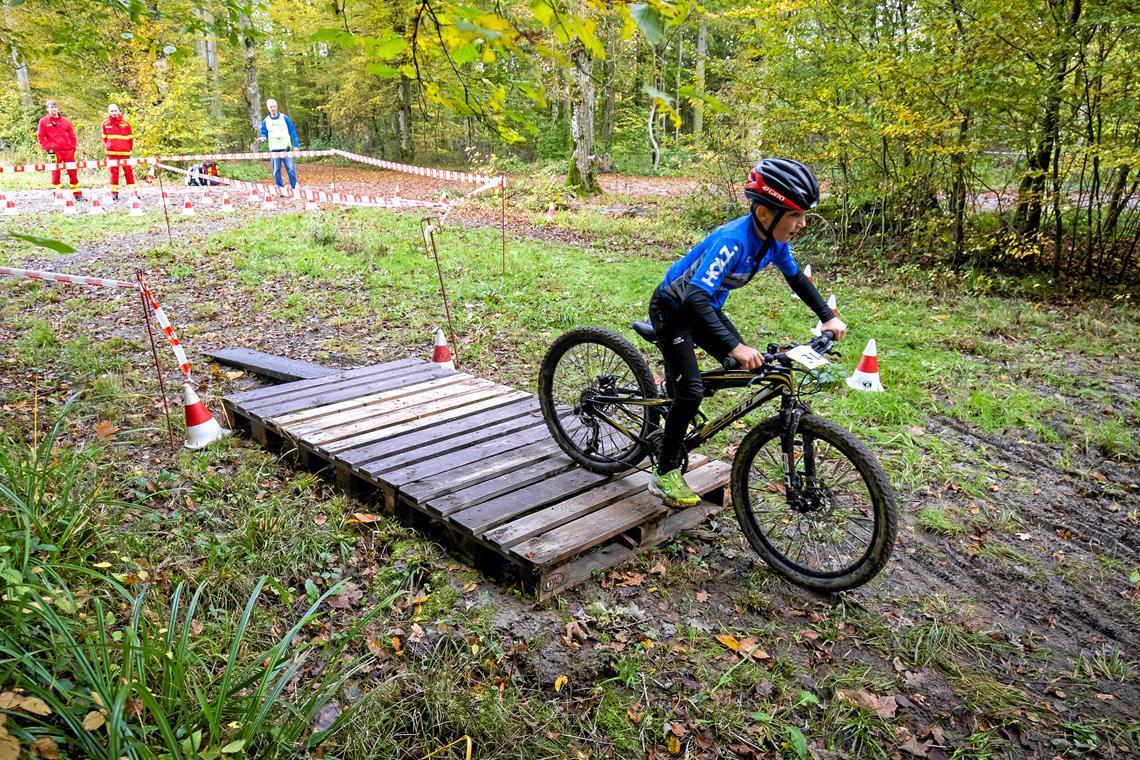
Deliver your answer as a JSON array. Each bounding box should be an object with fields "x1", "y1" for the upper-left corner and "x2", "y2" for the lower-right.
[{"x1": 2, "y1": 0, "x2": 1138, "y2": 287}]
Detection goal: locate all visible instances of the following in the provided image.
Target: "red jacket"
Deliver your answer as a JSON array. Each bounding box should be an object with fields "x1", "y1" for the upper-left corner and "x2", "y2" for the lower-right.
[
  {"x1": 37, "y1": 115, "x2": 77, "y2": 153},
  {"x1": 101, "y1": 115, "x2": 134, "y2": 157}
]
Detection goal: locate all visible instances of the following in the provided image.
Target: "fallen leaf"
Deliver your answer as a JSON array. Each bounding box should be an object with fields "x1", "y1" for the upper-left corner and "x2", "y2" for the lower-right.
[
  {"x1": 666, "y1": 735, "x2": 681, "y2": 754},
  {"x1": 220, "y1": 739, "x2": 245, "y2": 754},
  {"x1": 715, "y1": 633, "x2": 741, "y2": 652},
  {"x1": 649, "y1": 562, "x2": 667, "y2": 575},
  {"x1": 1095, "y1": 693, "x2": 1115, "y2": 701},
  {"x1": 1016, "y1": 532, "x2": 1032, "y2": 540},
  {"x1": 839, "y1": 689, "x2": 897, "y2": 719},
  {"x1": 94, "y1": 420, "x2": 118, "y2": 439},
  {"x1": 554, "y1": 675, "x2": 568, "y2": 693},
  {"x1": 899, "y1": 735, "x2": 932, "y2": 757},
  {"x1": 627, "y1": 701, "x2": 644, "y2": 724},
  {"x1": 695, "y1": 591, "x2": 709, "y2": 603},
  {"x1": 0, "y1": 728, "x2": 18, "y2": 760},
  {"x1": 613, "y1": 571, "x2": 645, "y2": 587},
  {"x1": 349, "y1": 512, "x2": 381, "y2": 524},
  {"x1": 30, "y1": 737, "x2": 60, "y2": 759},
  {"x1": 670, "y1": 722, "x2": 687, "y2": 738},
  {"x1": 462, "y1": 581, "x2": 477, "y2": 593},
  {"x1": 561, "y1": 620, "x2": 589, "y2": 648},
  {"x1": 82, "y1": 710, "x2": 106, "y2": 731},
  {"x1": 311, "y1": 701, "x2": 341, "y2": 733},
  {"x1": 17, "y1": 696, "x2": 52, "y2": 716}
]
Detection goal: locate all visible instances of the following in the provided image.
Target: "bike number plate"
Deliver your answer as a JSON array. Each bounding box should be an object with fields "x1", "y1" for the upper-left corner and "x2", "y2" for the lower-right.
[{"x1": 787, "y1": 345, "x2": 829, "y2": 369}]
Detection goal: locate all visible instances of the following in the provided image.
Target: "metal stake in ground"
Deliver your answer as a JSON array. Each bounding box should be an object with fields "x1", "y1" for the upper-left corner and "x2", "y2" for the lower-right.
[
  {"x1": 420, "y1": 216, "x2": 460, "y2": 369},
  {"x1": 500, "y1": 174, "x2": 506, "y2": 277},
  {"x1": 156, "y1": 169, "x2": 174, "y2": 247},
  {"x1": 136, "y1": 270, "x2": 177, "y2": 452}
]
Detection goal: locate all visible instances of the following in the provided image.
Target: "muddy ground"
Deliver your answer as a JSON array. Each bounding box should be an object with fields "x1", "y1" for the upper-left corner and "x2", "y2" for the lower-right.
[{"x1": 2, "y1": 161, "x2": 1137, "y2": 758}]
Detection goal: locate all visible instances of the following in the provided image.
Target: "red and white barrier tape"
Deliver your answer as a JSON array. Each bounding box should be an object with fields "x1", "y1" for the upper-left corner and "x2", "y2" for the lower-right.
[
  {"x1": 154, "y1": 161, "x2": 441, "y2": 210},
  {"x1": 0, "y1": 148, "x2": 498, "y2": 186},
  {"x1": 0, "y1": 265, "x2": 137, "y2": 290},
  {"x1": 138, "y1": 276, "x2": 191, "y2": 380}
]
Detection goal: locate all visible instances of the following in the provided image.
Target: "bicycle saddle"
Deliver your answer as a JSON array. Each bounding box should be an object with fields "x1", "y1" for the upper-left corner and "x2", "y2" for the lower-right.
[{"x1": 631, "y1": 321, "x2": 657, "y2": 344}]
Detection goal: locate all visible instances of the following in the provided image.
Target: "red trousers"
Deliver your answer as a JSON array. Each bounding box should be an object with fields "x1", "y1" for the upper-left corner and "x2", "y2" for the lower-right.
[
  {"x1": 50, "y1": 150, "x2": 81, "y2": 197},
  {"x1": 109, "y1": 164, "x2": 135, "y2": 190}
]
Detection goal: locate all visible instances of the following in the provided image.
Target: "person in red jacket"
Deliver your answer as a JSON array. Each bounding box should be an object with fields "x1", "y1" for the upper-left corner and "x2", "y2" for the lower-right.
[
  {"x1": 101, "y1": 104, "x2": 137, "y2": 201},
  {"x1": 36, "y1": 99, "x2": 83, "y2": 201}
]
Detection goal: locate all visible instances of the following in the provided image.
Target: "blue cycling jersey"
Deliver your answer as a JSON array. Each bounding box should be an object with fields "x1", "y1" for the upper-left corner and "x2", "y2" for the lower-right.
[{"x1": 659, "y1": 213, "x2": 799, "y2": 310}]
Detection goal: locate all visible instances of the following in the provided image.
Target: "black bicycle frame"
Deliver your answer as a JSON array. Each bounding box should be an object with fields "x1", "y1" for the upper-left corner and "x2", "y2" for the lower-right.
[{"x1": 587, "y1": 365, "x2": 799, "y2": 454}]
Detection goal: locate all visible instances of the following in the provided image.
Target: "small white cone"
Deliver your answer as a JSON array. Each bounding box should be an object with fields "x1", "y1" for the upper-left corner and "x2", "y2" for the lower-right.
[
  {"x1": 304, "y1": 191, "x2": 319, "y2": 211},
  {"x1": 129, "y1": 197, "x2": 144, "y2": 216},
  {"x1": 247, "y1": 187, "x2": 259, "y2": 204},
  {"x1": 220, "y1": 194, "x2": 234, "y2": 212},
  {"x1": 183, "y1": 383, "x2": 231, "y2": 449},
  {"x1": 846, "y1": 339, "x2": 885, "y2": 392},
  {"x1": 430, "y1": 328, "x2": 455, "y2": 371},
  {"x1": 88, "y1": 195, "x2": 105, "y2": 215},
  {"x1": 546, "y1": 201, "x2": 555, "y2": 223},
  {"x1": 181, "y1": 197, "x2": 195, "y2": 216},
  {"x1": 0, "y1": 192, "x2": 16, "y2": 216},
  {"x1": 792, "y1": 263, "x2": 812, "y2": 301},
  {"x1": 262, "y1": 194, "x2": 276, "y2": 210},
  {"x1": 52, "y1": 190, "x2": 64, "y2": 207},
  {"x1": 62, "y1": 197, "x2": 77, "y2": 215},
  {"x1": 201, "y1": 188, "x2": 214, "y2": 206},
  {"x1": 812, "y1": 294, "x2": 838, "y2": 337}
]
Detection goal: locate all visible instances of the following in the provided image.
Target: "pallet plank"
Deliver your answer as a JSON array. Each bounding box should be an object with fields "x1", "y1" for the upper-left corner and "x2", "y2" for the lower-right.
[
  {"x1": 205, "y1": 347, "x2": 336, "y2": 382},
  {"x1": 359, "y1": 416, "x2": 545, "y2": 478},
  {"x1": 400, "y1": 439, "x2": 562, "y2": 503},
  {"x1": 277, "y1": 376, "x2": 492, "y2": 433},
  {"x1": 224, "y1": 358, "x2": 425, "y2": 405},
  {"x1": 422, "y1": 454, "x2": 578, "y2": 517},
  {"x1": 374, "y1": 424, "x2": 552, "y2": 485},
  {"x1": 244, "y1": 365, "x2": 456, "y2": 420},
  {"x1": 339, "y1": 397, "x2": 542, "y2": 468},
  {"x1": 451, "y1": 466, "x2": 613, "y2": 537},
  {"x1": 298, "y1": 386, "x2": 518, "y2": 447},
  {"x1": 509, "y1": 460, "x2": 731, "y2": 568},
  {"x1": 320, "y1": 390, "x2": 532, "y2": 454}
]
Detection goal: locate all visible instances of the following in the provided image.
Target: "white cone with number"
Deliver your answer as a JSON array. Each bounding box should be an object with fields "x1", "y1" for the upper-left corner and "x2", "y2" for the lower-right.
[
  {"x1": 183, "y1": 383, "x2": 231, "y2": 449},
  {"x1": 812, "y1": 294, "x2": 838, "y2": 337},
  {"x1": 546, "y1": 201, "x2": 555, "y2": 223},
  {"x1": 304, "y1": 192, "x2": 319, "y2": 211},
  {"x1": 846, "y1": 339, "x2": 885, "y2": 392},
  {"x1": 220, "y1": 194, "x2": 234, "y2": 212},
  {"x1": 181, "y1": 197, "x2": 195, "y2": 216},
  {"x1": 62, "y1": 197, "x2": 77, "y2": 215},
  {"x1": 1, "y1": 193, "x2": 16, "y2": 216},
  {"x1": 430, "y1": 329, "x2": 455, "y2": 371},
  {"x1": 88, "y1": 195, "x2": 105, "y2": 215},
  {"x1": 129, "y1": 197, "x2": 144, "y2": 216},
  {"x1": 52, "y1": 190, "x2": 64, "y2": 207},
  {"x1": 262, "y1": 194, "x2": 276, "y2": 210},
  {"x1": 201, "y1": 188, "x2": 214, "y2": 206}
]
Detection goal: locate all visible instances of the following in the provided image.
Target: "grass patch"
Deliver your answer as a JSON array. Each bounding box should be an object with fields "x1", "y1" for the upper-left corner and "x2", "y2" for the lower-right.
[{"x1": 915, "y1": 506, "x2": 965, "y2": 536}]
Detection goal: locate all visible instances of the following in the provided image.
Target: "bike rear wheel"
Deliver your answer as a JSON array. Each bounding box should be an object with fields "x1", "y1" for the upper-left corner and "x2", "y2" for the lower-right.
[
  {"x1": 731, "y1": 414, "x2": 898, "y2": 591},
  {"x1": 538, "y1": 327, "x2": 659, "y2": 474}
]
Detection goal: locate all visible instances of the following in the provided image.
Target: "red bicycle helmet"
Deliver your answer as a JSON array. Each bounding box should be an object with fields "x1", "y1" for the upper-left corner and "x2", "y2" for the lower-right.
[{"x1": 744, "y1": 158, "x2": 820, "y2": 211}]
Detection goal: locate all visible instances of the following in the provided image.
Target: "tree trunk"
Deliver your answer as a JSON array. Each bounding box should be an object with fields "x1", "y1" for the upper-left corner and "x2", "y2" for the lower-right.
[
  {"x1": 205, "y1": 27, "x2": 221, "y2": 119},
  {"x1": 648, "y1": 102, "x2": 660, "y2": 172},
  {"x1": 398, "y1": 73, "x2": 414, "y2": 160},
  {"x1": 951, "y1": 114, "x2": 970, "y2": 266},
  {"x1": 1013, "y1": 0, "x2": 1083, "y2": 238},
  {"x1": 567, "y1": 43, "x2": 599, "y2": 194},
  {"x1": 692, "y1": 20, "x2": 707, "y2": 140},
  {"x1": 240, "y1": 13, "x2": 263, "y2": 144},
  {"x1": 3, "y1": 1, "x2": 31, "y2": 108},
  {"x1": 675, "y1": 35, "x2": 683, "y2": 137},
  {"x1": 597, "y1": 20, "x2": 617, "y2": 173}
]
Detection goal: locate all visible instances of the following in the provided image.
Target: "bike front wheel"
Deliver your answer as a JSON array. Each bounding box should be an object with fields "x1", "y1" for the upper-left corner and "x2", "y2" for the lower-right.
[
  {"x1": 538, "y1": 327, "x2": 659, "y2": 474},
  {"x1": 731, "y1": 414, "x2": 898, "y2": 591}
]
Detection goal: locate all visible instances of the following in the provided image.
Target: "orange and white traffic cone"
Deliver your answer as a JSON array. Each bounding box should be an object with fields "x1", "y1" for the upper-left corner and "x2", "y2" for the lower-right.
[
  {"x1": 129, "y1": 197, "x2": 144, "y2": 216},
  {"x1": 304, "y1": 192, "x2": 319, "y2": 212},
  {"x1": 393, "y1": 185, "x2": 401, "y2": 203},
  {"x1": 88, "y1": 194, "x2": 105, "y2": 215},
  {"x1": 262, "y1": 194, "x2": 276, "y2": 210},
  {"x1": 201, "y1": 188, "x2": 214, "y2": 206},
  {"x1": 181, "y1": 197, "x2": 195, "y2": 216},
  {"x1": 52, "y1": 190, "x2": 64, "y2": 207},
  {"x1": 430, "y1": 328, "x2": 455, "y2": 371},
  {"x1": 545, "y1": 201, "x2": 555, "y2": 223},
  {"x1": 792, "y1": 263, "x2": 813, "y2": 300},
  {"x1": 0, "y1": 192, "x2": 16, "y2": 216},
  {"x1": 220, "y1": 194, "x2": 234, "y2": 212},
  {"x1": 812, "y1": 294, "x2": 838, "y2": 337},
  {"x1": 182, "y1": 383, "x2": 231, "y2": 449},
  {"x1": 846, "y1": 339, "x2": 885, "y2": 392},
  {"x1": 247, "y1": 186, "x2": 259, "y2": 205},
  {"x1": 62, "y1": 197, "x2": 77, "y2": 215}
]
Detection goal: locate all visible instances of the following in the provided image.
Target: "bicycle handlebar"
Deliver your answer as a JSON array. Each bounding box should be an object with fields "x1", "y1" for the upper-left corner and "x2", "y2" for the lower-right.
[{"x1": 720, "y1": 330, "x2": 837, "y2": 371}]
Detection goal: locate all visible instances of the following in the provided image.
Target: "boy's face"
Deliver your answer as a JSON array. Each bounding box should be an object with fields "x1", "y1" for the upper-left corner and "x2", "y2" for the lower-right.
[
  {"x1": 47, "y1": 104, "x2": 60, "y2": 118},
  {"x1": 756, "y1": 207, "x2": 808, "y2": 243}
]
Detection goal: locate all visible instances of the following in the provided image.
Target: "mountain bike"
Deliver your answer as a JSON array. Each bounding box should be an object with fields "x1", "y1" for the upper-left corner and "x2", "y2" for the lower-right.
[{"x1": 537, "y1": 322, "x2": 898, "y2": 591}]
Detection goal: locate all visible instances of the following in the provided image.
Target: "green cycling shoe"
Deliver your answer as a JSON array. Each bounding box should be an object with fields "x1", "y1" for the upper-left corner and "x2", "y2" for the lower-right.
[{"x1": 648, "y1": 467, "x2": 702, "y2": 508}]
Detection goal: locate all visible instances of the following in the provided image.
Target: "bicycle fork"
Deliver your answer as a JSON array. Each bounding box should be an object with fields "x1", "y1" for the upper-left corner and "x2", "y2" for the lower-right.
[{"x1": 779, "y1": 395, "x2": 813, "y2": 509}]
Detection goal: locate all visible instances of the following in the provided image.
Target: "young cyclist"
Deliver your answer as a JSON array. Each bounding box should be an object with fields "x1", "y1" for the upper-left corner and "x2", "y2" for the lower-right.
[{"x1": 647, "y1": 158, "x2": 847, "y2": 508}]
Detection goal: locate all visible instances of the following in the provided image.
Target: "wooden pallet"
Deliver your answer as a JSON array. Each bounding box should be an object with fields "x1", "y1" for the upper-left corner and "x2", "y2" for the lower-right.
[{"x1": 222, "y1": 357, "x2": 731, "y2": 598}]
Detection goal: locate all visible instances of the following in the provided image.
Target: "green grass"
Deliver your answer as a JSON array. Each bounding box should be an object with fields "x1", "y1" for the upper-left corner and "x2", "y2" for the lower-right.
[{"x1": 915, "y1": 507, "x2": 966, "y2": 536}]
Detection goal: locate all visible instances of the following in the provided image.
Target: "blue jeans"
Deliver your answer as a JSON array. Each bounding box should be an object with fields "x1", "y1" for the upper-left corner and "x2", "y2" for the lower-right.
[{"x1": 270, "y1": 152, "x2": 296, "y2": 188}]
